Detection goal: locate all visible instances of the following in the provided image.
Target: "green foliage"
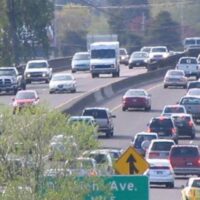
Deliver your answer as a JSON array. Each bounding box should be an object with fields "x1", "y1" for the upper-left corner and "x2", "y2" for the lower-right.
[
  {"x1": 56, "y1": 4, "x2": 110, "y2": 56},
  {"x1": 0, "y1": 105, "x2": 100, "y2": 199},
  {"x1": 145, "y1": 11, "x2": 182, "y2": 49}
]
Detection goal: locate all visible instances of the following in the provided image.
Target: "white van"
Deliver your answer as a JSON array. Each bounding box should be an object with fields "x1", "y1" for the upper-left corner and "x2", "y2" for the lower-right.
[
  {"x1": 183, "y1": 37, "x2": 200, "y2": 51},
  {"x1": 89, "y1": 42, "x2": 120, "y2": 78}
]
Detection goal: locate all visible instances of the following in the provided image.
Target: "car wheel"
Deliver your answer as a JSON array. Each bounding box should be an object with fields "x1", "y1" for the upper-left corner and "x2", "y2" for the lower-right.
[
  {"x1": 166, "y1": 182, "x2": 174, "y2": 188},
  {"x1": 145, "y1": 106, "x2": 151, "y2": 111},
  {"x1": 13, "y1": 88, "x2": 18, "y2": 95},
  {"x1": 92, "y1": 73, "x2": 98, "y2": 78},
  {"x1": 71, "y1": 88, "x2": 76, "y2": 93},
  {"x1": 164, "y1": 85, "x2": 167, "y2": 89},
  {"x1": 122, "y1": 107, "x2": 127, "y2": 111},
  {"x1": 183, "y1": 85, "x2": 187, "y2": 89},
  {"x1": 106, "y1": 130, "x2": 112, "y2": 138},
  {"x1": 72, "y1": 70, "x2": 76, "y2": 73},
  {"x1": 45, "y1": 79, "x2": 49, "y2": 84},
  {"x1": 49, "y1": 90, "x2": 53, "y2": 94},
  {"x1": 129, "y1": 66, "x2": 133, "y2": 69}
]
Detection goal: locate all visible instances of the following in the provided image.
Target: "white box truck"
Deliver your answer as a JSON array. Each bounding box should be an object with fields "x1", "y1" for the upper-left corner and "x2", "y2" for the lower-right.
[{"x1": 89, "y1": 41, "x2": 120, "y2": 78}]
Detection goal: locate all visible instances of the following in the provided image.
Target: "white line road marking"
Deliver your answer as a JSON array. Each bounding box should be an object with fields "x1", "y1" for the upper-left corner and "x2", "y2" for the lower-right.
[{"x1": 111, "y1": 82, "x2": 163, "y2": 112}]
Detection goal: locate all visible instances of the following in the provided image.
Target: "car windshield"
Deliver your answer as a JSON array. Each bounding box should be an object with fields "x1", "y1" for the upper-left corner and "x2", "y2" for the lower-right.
[
  {"x1": 131, "y1": 52, "x2": 148, "y2": 58},
  {"x1": 67, "y1": 160, "x2": 93, "y2": 169},
  {"x1": 187, "y1": 89, "x2": 200, "y2": 96},
  {"x1": 126, "y1": 90, "x2": 146, "y2": 97},
  {"x1": 192, "y1": 180, "x2": 200, "y2": 188},
  {"x1": 120, "y1": 49, "x2": 127, "y2": 55},
  {"x1": 74, "y1": 53, "x2": 89, "y2": 60},
  {"x1": 171, "y1": 147, "x2": 199, "y2": 157},
  {"x1": 168, "y1": 71, "x2": 184, "y2": 76},
  {"x1": 180, "y1": 58, "x2": 197, "y2": 64},
  {"x1": 69, "y1": 118, "x2": 94, "y2": 125},
  {"x1": 141, "y1": 47, "x2": 151, "y2": 53},
  {"x1": 151, "y1": 142, "x2": 174, "y2": 151},
  {"x1": 172, "y1": 116, "x2": 191, "y2": 126},
  {"x1": 150, "y1": 119, "x2": 173, "y2": 128},
  {"x1": 16, "y1": 92, "x2": 36, "y2": 99},
  {"x1": 180, "y1": 97, "x2": 200, "y2": 105},
  {"x1": 164, "y1": 106, "x2": 185, "y2": 114},
  {"x1": 91, "y1": 49, "x2": 115, "y2": 59},
  {"x1": 83, "y1": 109, "x2": 107, "y2": 119},
  {"x1": 52, "y1": 75, "x2": 72, "y2": 81},
  {"x1": 134, "y1": 135, "x2": 157, "y2": 148},
  {"x1": 89, "y1": 154, "x2": 108, "y2": 164},
  {"x1": 151, "y1": 48, "x2": 167, "y2": 52},
  {"x1": 188, "y1": 82, "x2": 200, "y2": 89},
  {"x1": 28, "y1": 62, "x2": 48, "y2": 69},
  {"x1": 0, "y1": 69, "x2": 16, "y2": 76},
  {"x1": 185, "y1": 39, "x2": 196, "y2": 45}
]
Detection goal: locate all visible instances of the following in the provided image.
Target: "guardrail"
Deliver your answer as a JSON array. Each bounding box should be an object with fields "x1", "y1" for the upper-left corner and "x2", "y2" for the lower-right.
[{"x1": 48, "y1": 56, "x2": 72, "y2": 72}]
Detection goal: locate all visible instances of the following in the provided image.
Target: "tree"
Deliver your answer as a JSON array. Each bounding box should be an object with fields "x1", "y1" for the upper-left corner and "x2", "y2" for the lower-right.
[
  {"x1": 0, "y1": 0, "x2": 54, "y2": 65},
  {"x1": 55, "y1": 4, "x2": 110, "y2": 56},
  {"x1": 107, "y1": 0, "x2": 149, "y2": 51},
  {"x1": 0, "y1": 105, "x2": 110, "y2": 199},
  {"x1": 145, "y1": 11, "x2": 182, "y2": 49}
]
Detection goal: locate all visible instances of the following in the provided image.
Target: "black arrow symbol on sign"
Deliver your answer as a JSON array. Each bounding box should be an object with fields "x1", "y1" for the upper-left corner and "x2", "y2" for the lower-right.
[{"x1": 126, "y1": 154, "x2": 138, "y2": 174}]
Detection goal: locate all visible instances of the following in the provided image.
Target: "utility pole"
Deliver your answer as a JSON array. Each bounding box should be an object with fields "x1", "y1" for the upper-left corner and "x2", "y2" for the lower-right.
[{"x1": 7, "y1": 0, "x2": 19, "y2": 65}]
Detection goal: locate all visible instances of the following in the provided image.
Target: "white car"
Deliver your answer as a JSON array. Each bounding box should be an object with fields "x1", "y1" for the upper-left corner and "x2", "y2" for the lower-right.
[
  {"x1": 149, "y1": 46, "x2": 170, "y2": 63},
  {"x1": 176, "y1": 57, "x2": 200, "y2": 79},
  {"x1": 49, "y1": 73, "x2": 76, "y2": 94},
  {"x1": 24, "y1": 60, "x2": 52, "y2": 83},
  {"x1": 186, "y1": 88, "x2": 200, "y2": 96},
  {"x1": 163, "y1": 69, "x2": 187, "y2": 89},
  {"x1": 82, "y1": 149, "x2": 116, "y2": 175},
  {"x1": 161, "y1": 104, "x2": 187, "y2": 117},
  {"x1": 144, "y1": 159, "x2": 175, "y2": 188},
  {"x1": 71, "y1": 52, "x2": 90, "y2": 73}
]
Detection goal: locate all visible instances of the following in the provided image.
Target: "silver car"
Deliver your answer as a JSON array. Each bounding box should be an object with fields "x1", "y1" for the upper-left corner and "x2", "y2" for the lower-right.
[
  {"x1": 163, "y1": 69, "x2": 187, "y2": 88},
  {"x1": 71, "y1": 52, "x2": 90, "y2": 73},
  {"x1": 49, "y1": 73, "x2": 76, "y2": 93}
]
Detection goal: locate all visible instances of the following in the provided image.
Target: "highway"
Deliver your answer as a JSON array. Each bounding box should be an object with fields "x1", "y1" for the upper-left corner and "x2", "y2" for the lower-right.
[
  {"x1": 94, "y1": 79, "x2": 199, "y2": 200},
  {"x1": 0, "y1": 66, "x2": 147, "y2": 108}
]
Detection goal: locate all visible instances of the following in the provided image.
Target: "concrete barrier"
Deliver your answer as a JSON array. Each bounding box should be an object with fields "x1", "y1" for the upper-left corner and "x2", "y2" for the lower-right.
[{"x1": 61, "y1": 66, "x2": 172, "y2": 116}]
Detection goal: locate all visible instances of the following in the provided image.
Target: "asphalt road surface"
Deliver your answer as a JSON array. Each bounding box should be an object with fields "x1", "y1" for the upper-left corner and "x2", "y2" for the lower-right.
[{"x1": 95, "y1": 79, "x2": 199, "y2": 200}]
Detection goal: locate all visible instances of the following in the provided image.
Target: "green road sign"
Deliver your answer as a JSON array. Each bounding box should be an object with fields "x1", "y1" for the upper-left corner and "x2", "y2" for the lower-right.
[{"x1": 86, "y1": 175, "x2": 149, "y2": 200}]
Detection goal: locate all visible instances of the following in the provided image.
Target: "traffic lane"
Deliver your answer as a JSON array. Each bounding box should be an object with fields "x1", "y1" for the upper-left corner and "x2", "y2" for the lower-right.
[
  {"x1": 0, "y1": 67, "x2": 147, "y2": 108},
  {"x1": 96, "y1": 82, "x2": 196, "y2": 200},
  {"x1": 98, "y1": 82, "x2": 187, "y2": 149}
]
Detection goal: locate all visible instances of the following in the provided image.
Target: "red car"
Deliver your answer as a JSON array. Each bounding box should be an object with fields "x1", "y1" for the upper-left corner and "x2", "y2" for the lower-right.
[
  {"x1": 122, "y1": 89, "x2": 151, "y2": 111},
  {"x1": 12, "y1": 90, "x2": 39, "y2": 113},
  {"x1": 169, "y1": 145, "x2": 200, "y2": 176}
]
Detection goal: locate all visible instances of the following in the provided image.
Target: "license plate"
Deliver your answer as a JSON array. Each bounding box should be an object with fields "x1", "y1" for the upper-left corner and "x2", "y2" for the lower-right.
[
  {"x1": 58, "y1": 85, "x2": 63, "y2": 88},
  {"x1": 136, "y1": 62, "x2": 140, "y2": 66},
  {"x1": 132, "y1": 99, "x2": 137, "y2": 102},
  {"x1": 186, "y1": 162, "x2": 193, "y2": 166},
  {"x1": 158, "y1": 132, "x2": 165, "y2": 136},
  {"x1": 156, "y1": 171, "x2": 163, "y2": 175}
]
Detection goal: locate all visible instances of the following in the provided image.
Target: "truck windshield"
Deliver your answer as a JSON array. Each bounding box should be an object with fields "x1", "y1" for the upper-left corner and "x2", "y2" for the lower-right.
[
  {"x1": 91, "y1": 49, "x2": 115, "y2": 59},
  {"x1": 0, "y1": 69, "x2": 16, "y2": 76},
  {"x1": 28, "y1": 62, "x2": 48, "y2": 69}
]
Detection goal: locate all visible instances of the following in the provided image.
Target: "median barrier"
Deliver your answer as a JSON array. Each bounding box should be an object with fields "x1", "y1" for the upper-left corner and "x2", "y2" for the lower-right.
[
  {"x1": 48, "y1": 56, "x2": 72, "y2": 72},
  {"x1": 61, "y1": 66, "x2": 173, "y2": 116}
]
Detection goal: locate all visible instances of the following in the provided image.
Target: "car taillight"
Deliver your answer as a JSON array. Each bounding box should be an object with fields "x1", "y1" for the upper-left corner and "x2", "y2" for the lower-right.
[
  {"x1": 149, "y1": 152, "x2": 159, "y2": 158},
  {"x1": 198, "y1": 159, "x2": 200, "y2": 165},
  {"x1": 147, "y1": 128, "x2": 151, "y2": 132},
  {"x1": 188, "y1": 120, "x2": 193, "y2": 127},
  {"x1": 89, "y1": 169, "x2": 97, "y2": 176},
  {"x1": 171, "y1": 128, "x2": 176, "y2": 134}
]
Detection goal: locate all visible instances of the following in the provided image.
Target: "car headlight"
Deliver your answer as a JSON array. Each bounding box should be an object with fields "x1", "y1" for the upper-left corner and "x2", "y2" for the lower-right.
[
  {"x1": 42, "y1": 72, "x2": 47, "y2": 77},
  {"x1": 26, "y1": 73, "x2": 30, "y2": 78},
  {"x1": 11, "y1": 77, "x2": 17, "y2": 84}
]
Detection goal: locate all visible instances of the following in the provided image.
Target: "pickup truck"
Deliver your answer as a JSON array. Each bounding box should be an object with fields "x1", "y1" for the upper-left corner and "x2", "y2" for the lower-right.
[{"x1": 0, "y1": 67, "x2": 26, "y2": 94}]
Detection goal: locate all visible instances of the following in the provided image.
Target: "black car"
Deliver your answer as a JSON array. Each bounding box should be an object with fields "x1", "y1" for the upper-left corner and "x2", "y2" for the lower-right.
[
  {"x1": 147, "y1": 116, "x2": 178, "y2": 144},
  {"x1": 171, "y1": 114, "x2": 196, "y2": 139}
]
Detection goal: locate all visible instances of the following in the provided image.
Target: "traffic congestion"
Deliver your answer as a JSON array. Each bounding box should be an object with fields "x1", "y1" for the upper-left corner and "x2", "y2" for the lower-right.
[{"x1": 1, "y1": 39, "x2": 200, "y2": 199}]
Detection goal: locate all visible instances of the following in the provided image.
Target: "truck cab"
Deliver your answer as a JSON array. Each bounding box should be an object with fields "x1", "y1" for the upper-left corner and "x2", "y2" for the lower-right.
[{"x1": 89, "y1": 42, "x2": 120, "y2": 78}]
